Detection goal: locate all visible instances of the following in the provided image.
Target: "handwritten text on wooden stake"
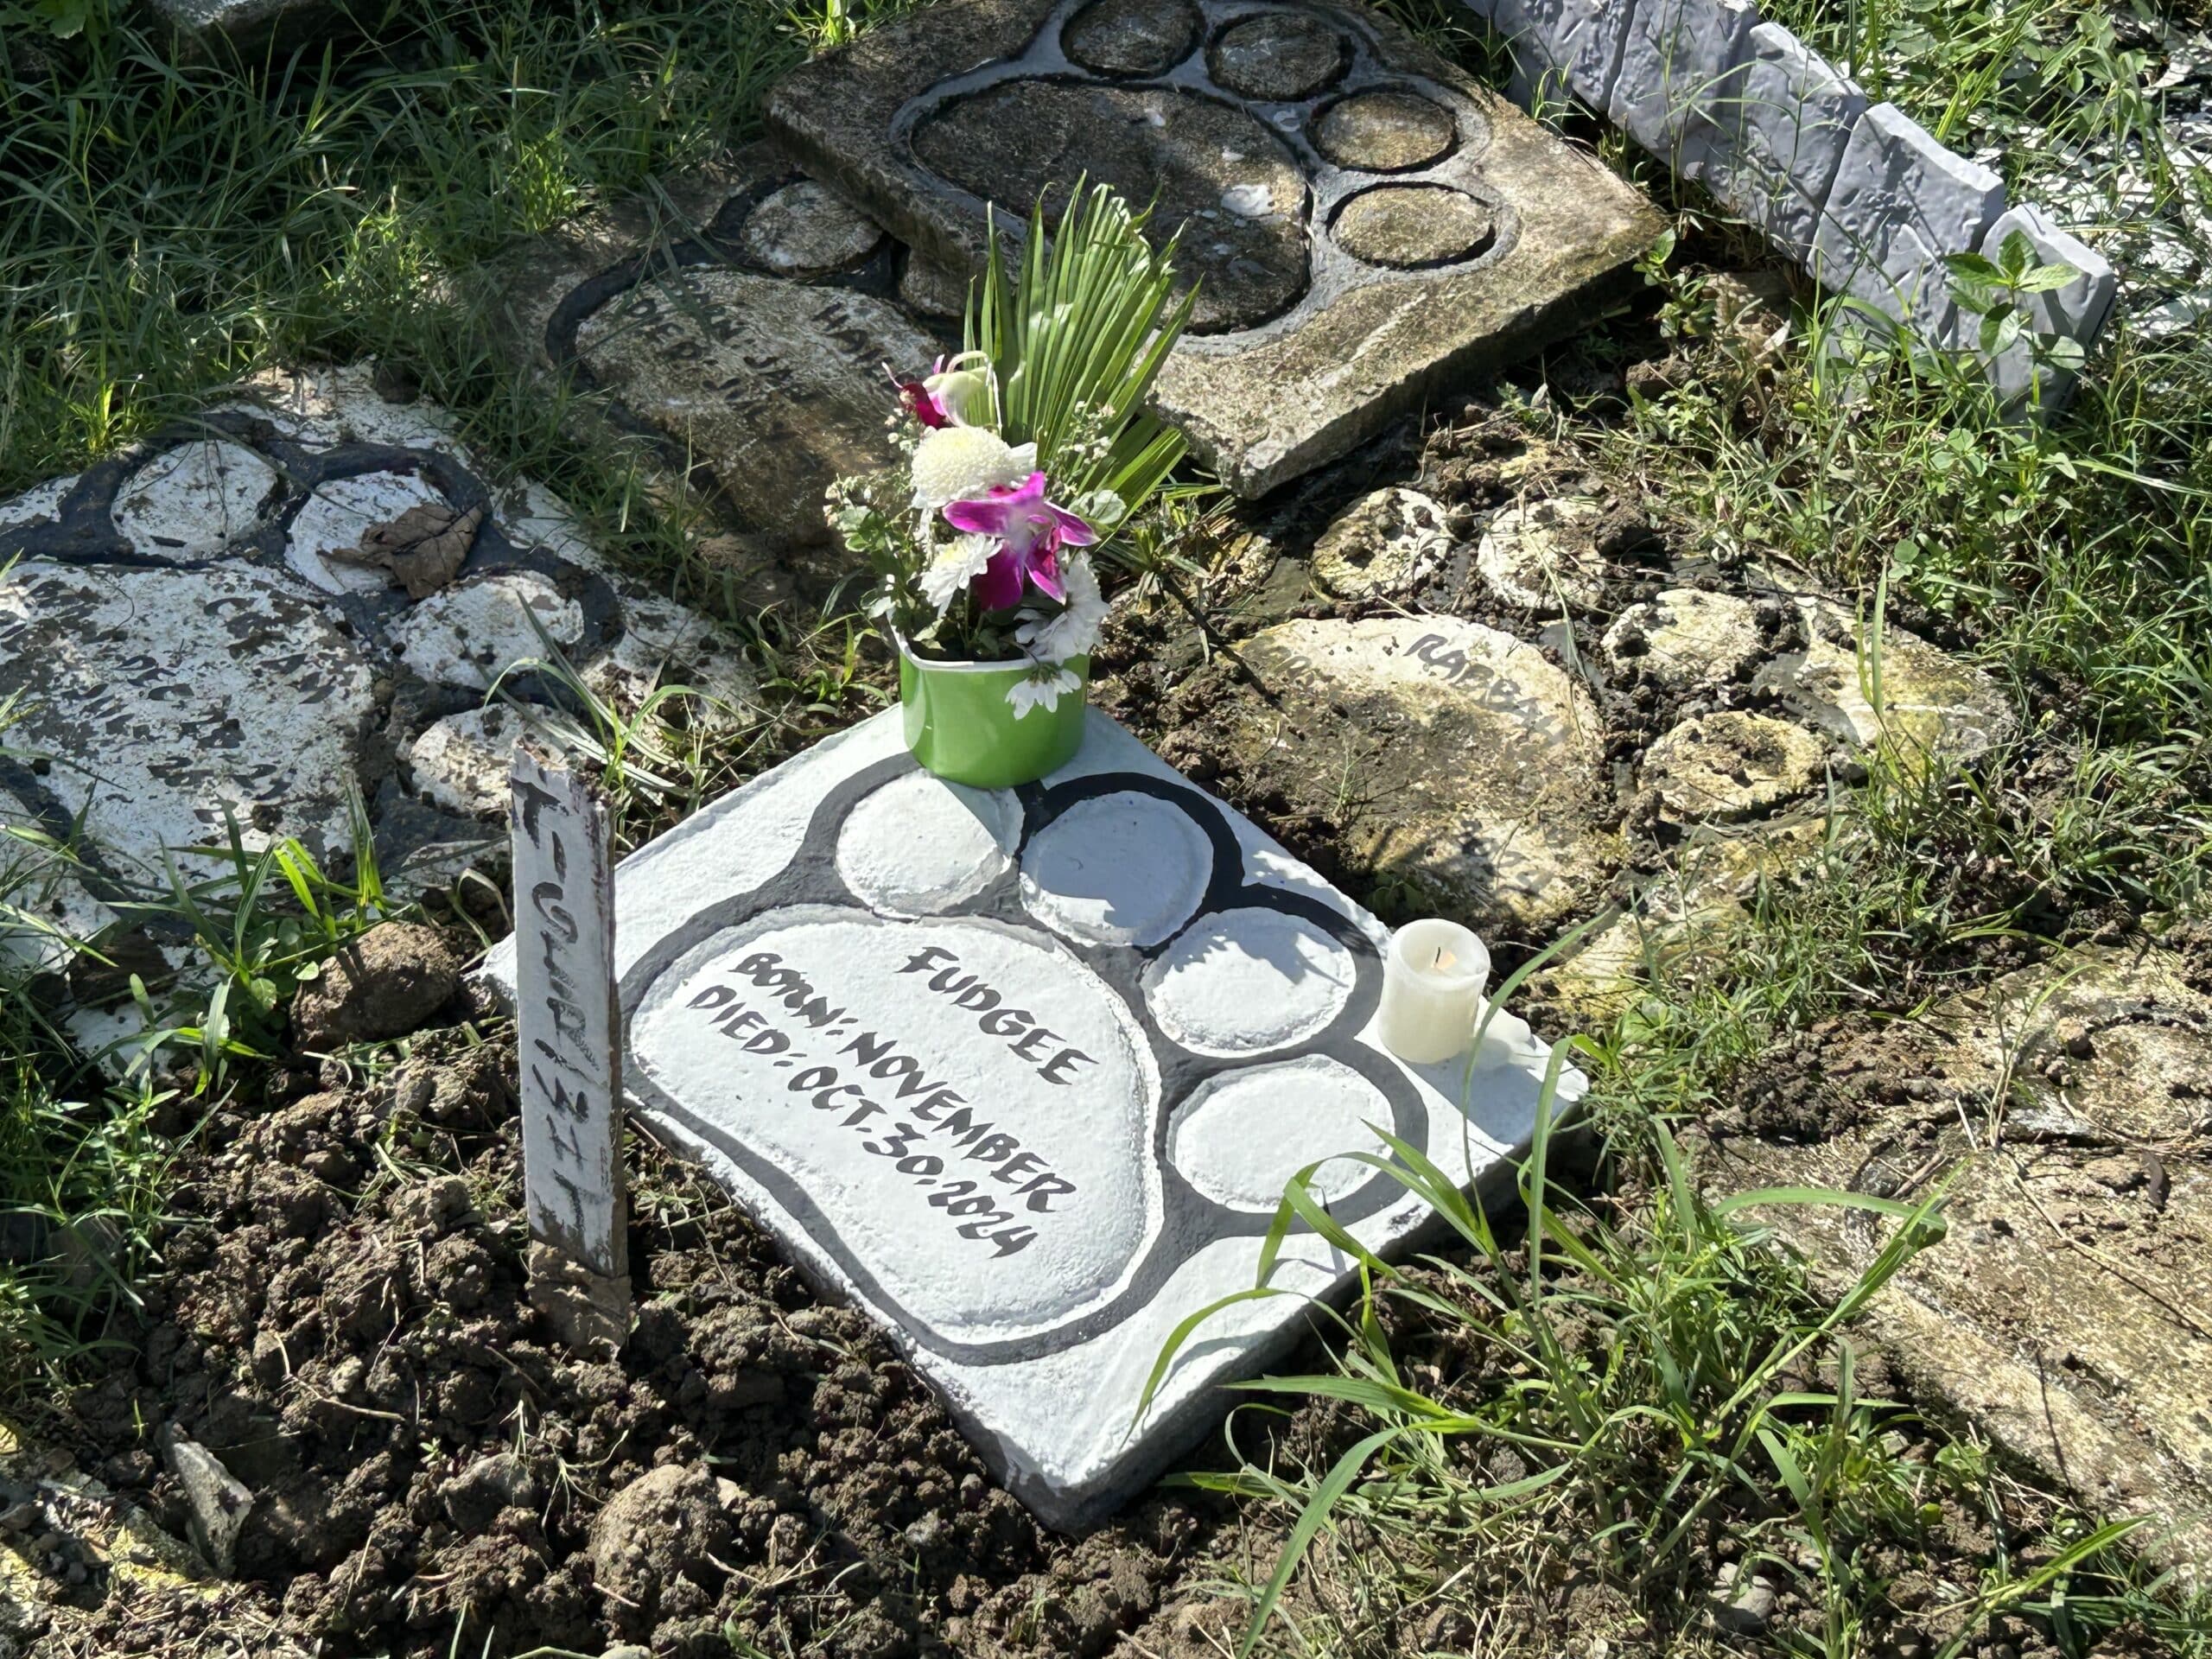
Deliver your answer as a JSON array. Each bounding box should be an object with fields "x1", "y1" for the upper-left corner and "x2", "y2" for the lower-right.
[{"x1": 510, "y1": 743, "x2": 627, "y2": 1280}]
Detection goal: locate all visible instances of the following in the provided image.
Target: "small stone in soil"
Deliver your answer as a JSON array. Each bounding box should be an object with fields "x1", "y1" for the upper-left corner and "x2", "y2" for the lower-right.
[
  {"x1": 291, "y1": 921, "x2": 462, "y2": 1050},
  {"x1": 164, "y1": 1434, "x2": 254, "y2": 1576},
  {"x1": 440, "y1": 1452, "x2": 541, "y2": 1532}
]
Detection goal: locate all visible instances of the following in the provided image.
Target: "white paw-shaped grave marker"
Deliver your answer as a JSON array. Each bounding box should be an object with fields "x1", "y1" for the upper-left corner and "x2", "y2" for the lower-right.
[{"x1": 489, "y1": 708, "x2": 1581, "y2": 1529}]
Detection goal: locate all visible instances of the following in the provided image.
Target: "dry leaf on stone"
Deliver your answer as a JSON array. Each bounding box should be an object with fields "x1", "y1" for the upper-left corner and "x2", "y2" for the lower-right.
[{"x1": 328, "y1": 502, "x2": 484, "y2": 598}]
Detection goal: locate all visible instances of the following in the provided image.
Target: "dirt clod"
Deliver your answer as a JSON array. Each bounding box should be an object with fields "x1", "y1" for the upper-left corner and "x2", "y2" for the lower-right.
[
  {"x1": 290, "y1": 922, "x2": 462, "y2": 1049},
  {"x1": 588, "y1": 1465, "x2": 741, "y2": 1641}
]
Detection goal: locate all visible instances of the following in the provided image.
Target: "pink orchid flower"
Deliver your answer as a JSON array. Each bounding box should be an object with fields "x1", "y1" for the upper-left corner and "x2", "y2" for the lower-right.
[
  {"x1": 891, "y1": 353, "x2": 994, "y2": 430},
  {"x1": 892, "y1": 365, "x2": 951, "y2": 429},
  {"x1": 942, "y1": 472, "x2": 1096, "y2": 612}
]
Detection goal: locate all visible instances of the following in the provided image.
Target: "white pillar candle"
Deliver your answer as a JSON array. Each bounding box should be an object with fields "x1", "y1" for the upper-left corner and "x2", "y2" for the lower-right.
[{"x1": 1376, "y1": 919, "x2": 1491, "y2": 1065}]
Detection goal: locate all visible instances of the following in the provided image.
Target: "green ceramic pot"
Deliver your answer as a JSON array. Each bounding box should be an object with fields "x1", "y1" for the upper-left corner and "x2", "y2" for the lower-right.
[{"x1": 898, "y1": 645, "x2": 1091, "y2": 789}]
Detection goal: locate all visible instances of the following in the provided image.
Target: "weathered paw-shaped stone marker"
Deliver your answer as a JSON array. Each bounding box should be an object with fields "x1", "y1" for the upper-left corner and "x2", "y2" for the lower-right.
[
  {"x1": 0, "y1": 561, "x2": 378, "y2": 870},
  {"x1": 765, "y1": 0, "x2": 1662, "y2": 495},
  {"x1": 0, "y1": 365, "x2": 756, "y2": 956},
  {"x1": 1222, "y1": 615, "x2": 1614, "y2": 929},
  {"x1": 487, "y1": 150, "x2": 936, "y2": 567},
  {"x1": 1642, "y1": 710, "x2": 1825, "y2": 821},
  {"x1": 486, "y1": 708, "x2": 1583, "y2": 1528}
]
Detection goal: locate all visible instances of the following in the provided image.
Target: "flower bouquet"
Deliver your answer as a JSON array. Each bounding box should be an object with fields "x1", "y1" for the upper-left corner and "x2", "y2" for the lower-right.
[{"x1": 829, "y1": 181, "x2": 1197, "y2": 788}]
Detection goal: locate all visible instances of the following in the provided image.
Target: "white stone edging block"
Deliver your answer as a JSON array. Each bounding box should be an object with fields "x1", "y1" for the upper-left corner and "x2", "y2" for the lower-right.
[
  {"x1": 1459, "y1": 0, "x2": 2113, "y2": 405},
  {"x1": 1810, "y1": 101, "x2": 2006, "y2": 340},
  {"x1": 1606, "y1": 0, "x2": 1758, "y2": 175},
  {"x1": 1695, "y1": 22, "x2": 1867, "y2": 259},
  {"x1": 1974, "y1": 203, "x2": 2120, "y2": 410},
  {"x1": 1491, "y1": 0, "x2": 1638, "y2": 110}
]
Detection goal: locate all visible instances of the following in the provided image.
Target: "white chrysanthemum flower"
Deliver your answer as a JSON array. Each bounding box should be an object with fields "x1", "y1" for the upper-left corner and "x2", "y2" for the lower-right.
[
  {"x1": 1015, "y1": 552, "x2": 1107, "y2": 661},
  {"x1": 1006, "y1": 664, "x2": 1082, "y2": 720},
  {"x1": 918, "y1": 532, "x2": 1000, "y2": 611},
  {"x1": 909, "y1": 426, "x2": 1038, "y2": 512}
]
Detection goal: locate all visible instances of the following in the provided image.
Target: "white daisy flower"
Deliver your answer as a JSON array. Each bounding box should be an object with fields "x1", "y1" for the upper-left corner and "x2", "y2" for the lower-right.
[
  {"x1": 1015, "y1": 552, "x2": 1107, "y2": 661},
  {"x1": 918, "y1": 532, "x2": 1001, "y2": 611},
  {"x1": 909, "y1": 426, "x2": 1039, "y2": 512},
  {"x1": 1005, "y1": 664, "x2": 1082, "y2": 719}
]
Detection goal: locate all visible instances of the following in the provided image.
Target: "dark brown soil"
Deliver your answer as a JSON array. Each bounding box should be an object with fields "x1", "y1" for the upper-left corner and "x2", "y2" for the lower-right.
[
  {"x1": 35, "y1": 1034, "x2": 1221, "y2": 1659},
  {"x1": 19, "y1": 1000, "x2": 2196, "y2": 1659}
]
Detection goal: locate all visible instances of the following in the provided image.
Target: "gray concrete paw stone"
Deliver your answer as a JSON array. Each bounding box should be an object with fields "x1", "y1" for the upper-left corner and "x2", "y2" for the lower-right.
[
  {"x1": 1215, "y1": 616, "x2": 1615, "y2": 929},
  {"x1": 1474, "y1": 496, "x2": 1609, "y2": 613},
  {"x1": 765, "y1": 0, "x2": 1662, "y2": 495},
  {"x1": 485, "y1": 707, "x2": 1586, "y2": 1529},
  {"x1": 1754, "y1": 595, "x2": 2016, "y2": 762},
  {"x1": 1308, "y1": 486, "x2": 1456, "y2": 599},
  {"x1": 1700, "y1": 944, "x2": 2212, "y2": 1560},
  {"x1": 148, "y1": 0, "x2": 341, "y2": 60},
  {"x1": 1602, "y1": 586, "x2": 1770, "y2": 691}
]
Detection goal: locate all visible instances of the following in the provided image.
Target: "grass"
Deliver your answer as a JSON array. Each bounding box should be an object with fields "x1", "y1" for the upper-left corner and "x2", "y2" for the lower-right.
[
  {"x1": 0, "y1": 0, "x2": 2209, "y2": 1652},
  {"x1": 1155, "y1": 922, "x2": 2209, "y2": 1657},
  {"x1": 1173, "y1": 1086, "x2": 2212, "y2": 1657},
  {"x1": 0, "y1": 0, "x2": 902, "y2": 1401},
  {"x1": 0, "y1": 979, "x2": 167, "y2": 1392},
  {"x1": 3, "y1": 0, "x2": 808, "y2": 486}
]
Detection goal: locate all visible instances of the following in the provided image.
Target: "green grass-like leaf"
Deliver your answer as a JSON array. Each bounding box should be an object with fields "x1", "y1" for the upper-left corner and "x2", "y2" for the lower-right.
[{"x1": 963, "y1": 178, "x2": 1202, "y2": 561}]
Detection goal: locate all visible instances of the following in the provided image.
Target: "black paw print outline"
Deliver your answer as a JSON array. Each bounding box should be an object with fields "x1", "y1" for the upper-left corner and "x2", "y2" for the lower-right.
[
  {"x1": 618, "y1": 750, "x2": 1430, "y2": 1367},
  {"x1": 888, "y1": 0, "x2": 1517, "y2": 344}
]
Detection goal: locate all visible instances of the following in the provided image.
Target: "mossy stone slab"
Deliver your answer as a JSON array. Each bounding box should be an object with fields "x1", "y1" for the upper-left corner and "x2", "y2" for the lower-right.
[{"x1": 765, "y1": 0, "x2": 1662, "y2": 496}]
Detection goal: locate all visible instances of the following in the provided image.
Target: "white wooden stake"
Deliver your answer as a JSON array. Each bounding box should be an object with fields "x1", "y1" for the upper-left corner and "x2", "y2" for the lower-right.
[{"x1": 510, "y1": 740, "x2": 631, "y2": 1352}]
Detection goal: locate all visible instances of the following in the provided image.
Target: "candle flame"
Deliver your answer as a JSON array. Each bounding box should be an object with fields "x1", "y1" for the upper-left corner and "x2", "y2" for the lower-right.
[{"x1": 1433, "y1": 947, "x2": 1455, "y2": 970}]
